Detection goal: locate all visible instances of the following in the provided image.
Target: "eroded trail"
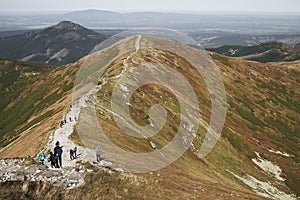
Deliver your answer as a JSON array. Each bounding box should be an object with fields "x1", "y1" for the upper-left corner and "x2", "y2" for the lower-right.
[
  {"x1": 0, "y1": 35, "x2": 142, "y2": 190},
  {"x1": 46, "y1": 35, "x2": 142, "y2": 168},
  {"x1": 46, "y1": 93, "x2": 113, "y2": 168}
]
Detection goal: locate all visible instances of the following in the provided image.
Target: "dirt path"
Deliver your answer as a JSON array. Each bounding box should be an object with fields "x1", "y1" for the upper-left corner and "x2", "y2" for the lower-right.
[
  {"x1": 45, "y1": 35, "x2": 142, "y2": 169},
  {"x1": 46, "y1": 94, "x2": 96, "y2": 167}
]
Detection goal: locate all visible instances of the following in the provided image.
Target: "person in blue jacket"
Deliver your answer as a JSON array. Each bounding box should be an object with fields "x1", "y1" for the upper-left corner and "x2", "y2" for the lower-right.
[
  {"x1": 38, "y1": 148, "x2": 46, "y2": 165},
  {"x1": 96, "y1": 147, "x2": 101, "y2": 162}
]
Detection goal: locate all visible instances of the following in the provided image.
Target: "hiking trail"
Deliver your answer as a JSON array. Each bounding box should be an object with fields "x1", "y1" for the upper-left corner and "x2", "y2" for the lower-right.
[
  {"x1": 45, "y1": 35, "x2": 142, "y2": 169},
  {"x1": 0, "y1": 35, "x2": 142, "y2": 189}
]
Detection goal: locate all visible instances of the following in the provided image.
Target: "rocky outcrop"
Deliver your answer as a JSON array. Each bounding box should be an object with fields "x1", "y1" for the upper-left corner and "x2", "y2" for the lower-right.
[
  {"x1": 52, "y1": 21, "x2": 84, "y2": 31},
  {"x1": 0, "y1": 159, "x2": 86, "y2": 189}
]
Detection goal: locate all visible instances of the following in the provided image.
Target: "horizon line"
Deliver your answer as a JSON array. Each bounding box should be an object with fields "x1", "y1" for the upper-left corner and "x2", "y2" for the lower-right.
[{"x1": 1, "y1": 9, "x2": 300, "y2": 16}]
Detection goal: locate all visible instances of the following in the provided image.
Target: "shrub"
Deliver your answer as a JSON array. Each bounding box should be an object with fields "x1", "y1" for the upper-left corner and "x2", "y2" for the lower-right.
[
  {"x1": 223, "y1": 128, "x2": 256, "y2": 159},
  {"x1": 211, "y1": 53, "x2": 232, "y2": 67}
]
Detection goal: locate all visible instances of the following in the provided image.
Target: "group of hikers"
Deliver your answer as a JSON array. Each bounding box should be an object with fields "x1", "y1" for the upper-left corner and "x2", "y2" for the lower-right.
[
  {"x1": 38, "y1": 142, "x2": 102, "y2": 168},
  {"x1": 38, "y1": 141, "x2": 72, "y2": 168},
  {"x1": 59, "y1": 116, "x2": 77, "y2": 128},
  {"x1": 38, "y1": 108, "x2": 102, "y2": 168}
]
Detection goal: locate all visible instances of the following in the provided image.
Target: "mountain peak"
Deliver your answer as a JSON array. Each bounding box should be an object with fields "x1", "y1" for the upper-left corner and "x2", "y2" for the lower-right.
[
  {"x1": 52, "y1": 21, "x2": 84, "y2": 30},
  {"x1": 0, "y1": 21, "x2": 106, "y2": 66}
]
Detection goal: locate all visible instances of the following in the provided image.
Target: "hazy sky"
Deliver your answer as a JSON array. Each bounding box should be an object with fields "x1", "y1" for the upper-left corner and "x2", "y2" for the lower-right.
[{"x1": 1, "y1": 0, "x2": 300, "y2": 14}]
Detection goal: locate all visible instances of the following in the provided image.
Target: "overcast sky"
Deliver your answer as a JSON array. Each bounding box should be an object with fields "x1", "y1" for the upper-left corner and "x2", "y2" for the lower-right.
[{"x1": 1, "y1": 0, "x2": 300, "y2": 14}]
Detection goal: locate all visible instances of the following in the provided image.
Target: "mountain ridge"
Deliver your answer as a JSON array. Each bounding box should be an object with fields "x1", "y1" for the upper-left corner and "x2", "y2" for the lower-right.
[
  {"x1": 0, "y1": 21, "x2": 106, "y2": 66},
  {"x1": 207, "y1": 41, "x2": 300, "y2": 62},
  {"x1": 0, "y1": 36, "x2": 298, "y2": 199}
]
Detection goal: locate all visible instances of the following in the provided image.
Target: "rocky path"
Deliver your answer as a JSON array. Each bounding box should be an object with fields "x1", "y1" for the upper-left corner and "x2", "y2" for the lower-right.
[
  {"x1": 0, "y1": 159, "x2": 86, "y2": 189},
  {"x1": 45, "y1": 35, "x2": 142, "y2": 168},
  {"x1": 45, "y1": 93, "x2": 112, "y2": 168},
  {"x1": 0, "y1": 35, "x2": 142, "y2": 190}
]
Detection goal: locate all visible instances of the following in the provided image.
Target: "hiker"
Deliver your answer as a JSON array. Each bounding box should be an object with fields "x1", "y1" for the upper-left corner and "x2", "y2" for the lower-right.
[
  {"x1": 96, "y1": 147, "x2": 101, "y2": 162},
  {"x1": 70, "y1": 149, "x2": 74, "y2": 160},
  {"x1": 73, "y1": 146, "x2": 77, "y2": 158},
  {"x1": 64, "y1": 119, "x2": 67, "y2": 124},
  {"x1": 38, "y1": 148, "x2": 46, "y2": 165},
  {"x1": 54, "y1": 141, "x2": 63, "y2": 168},
  {"x1": 48, "y1": 152, "x2": 56, "y2": 168},
  {"x1": 60, "y1": 121, "x2": 63, "y2": 128},
  {"x1": 69, "y1": 117, "x2": 72, "y2": 122}
]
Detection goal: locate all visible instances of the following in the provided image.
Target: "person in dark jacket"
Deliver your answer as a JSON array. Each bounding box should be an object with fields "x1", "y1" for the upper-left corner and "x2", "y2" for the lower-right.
[
  {"x1": 54, "y1": 141, "x2": 63, "y2": 168},
  {"x1": 73, "y1": 146, "x2": 77, "y2": 158},
  {"x1": 70, "y1": 149, "x2": 74, "y2": 160},
  {"x1": 48, "y1": 152, "x2": 56, "y2": 168}
]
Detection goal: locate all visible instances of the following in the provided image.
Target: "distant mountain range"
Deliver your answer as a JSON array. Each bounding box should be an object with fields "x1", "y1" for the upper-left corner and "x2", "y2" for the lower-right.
[
  {"x1": 1, "y1": 9, "x2": 300, "y2": 31},
  {"x1": 0, "y1": 10, "x2": 300, "y2": 48},
  {"x1": 208, "y1": 42, "x2": 300, "y2": 62},
  {"x1": 0, "y1": 21, "x2": 106, "y2": 66},
  {"x1": 0, "y1": 20, "x2": 299, "y2": 66}
]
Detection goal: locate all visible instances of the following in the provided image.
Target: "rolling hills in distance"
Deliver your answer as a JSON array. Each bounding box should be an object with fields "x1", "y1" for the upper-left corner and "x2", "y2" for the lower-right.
[
  {"x1": 1, "y1": 9, "x2": 300, "y2": 49},
  {"x1": 208, "y1": 42, "x2": 300, "y2": 62}
]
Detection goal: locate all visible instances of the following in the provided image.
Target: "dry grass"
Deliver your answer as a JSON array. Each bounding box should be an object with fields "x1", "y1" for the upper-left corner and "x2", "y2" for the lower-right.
[
  {"x1": 0, "y1": 62, "x2": 79, "y2": 158},
  {"x1": 1, "y1": 36, "x2": 299, "y2": 198},
  {"x1": 68, "y1": 127, "x2": 85, "y2": 147}
]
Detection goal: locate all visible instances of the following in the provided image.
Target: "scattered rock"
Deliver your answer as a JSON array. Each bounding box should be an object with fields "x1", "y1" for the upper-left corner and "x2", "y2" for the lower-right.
[
  {"x1": 149, "y1": 141, "x2": 156, "y2": 149},
  {"x1": 0, "y1": 159, "x2": 86, "y2": 189}
]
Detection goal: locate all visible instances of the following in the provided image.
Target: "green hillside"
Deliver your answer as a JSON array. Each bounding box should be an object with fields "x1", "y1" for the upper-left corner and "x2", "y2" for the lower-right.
[
  {"x1": 0, "y1": 37, "x2": 298, "y2": 199},
  {"x1": 0, "y1": 59, "x2": 78, "y2": 149}
]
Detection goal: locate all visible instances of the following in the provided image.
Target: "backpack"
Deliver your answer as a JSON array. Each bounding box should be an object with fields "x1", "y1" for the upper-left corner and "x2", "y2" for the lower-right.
[
  {"x1": 96, "y1": 149, "x2": 101, "y2": 155},
  {"x1": 54, "y1": 146, "x2": 62, "y2": 156}
]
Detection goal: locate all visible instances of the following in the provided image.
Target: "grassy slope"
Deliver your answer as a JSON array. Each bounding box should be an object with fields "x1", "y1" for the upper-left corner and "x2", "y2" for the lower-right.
[
  {"x1": 0, "y1": 59, "x2": 54, "y2": 147},
  {"x1": 0, "y1": 37, "x2": 299, "y2": 198},
  {"x1": 90, "y1": 38, "x2": 299, "y2": 197},
  {"x1": 0, "y1": 59, "x2": 80, "y2": 158},
  {"x1": 211, "y1": 53, "x2": 300, "y2": 195}
]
